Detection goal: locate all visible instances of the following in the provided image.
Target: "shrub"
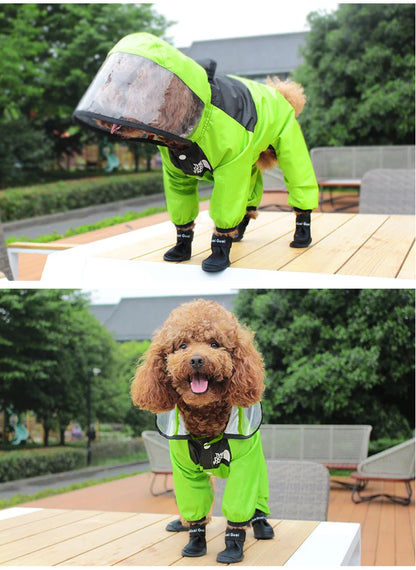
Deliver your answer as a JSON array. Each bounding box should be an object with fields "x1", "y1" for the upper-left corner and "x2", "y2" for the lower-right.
[
  {"x1": 0, "y1": 447, "x2": 85, "y2": 483},
  {"x1": 0, "y1": 172, "x2": 163, "y2": 222},
  {"x1": 89, "y1": 438, "x2": 145, "y2": 461}
]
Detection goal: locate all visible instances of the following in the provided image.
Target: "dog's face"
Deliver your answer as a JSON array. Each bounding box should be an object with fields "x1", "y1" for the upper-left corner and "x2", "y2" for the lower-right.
[
  {"x1": 166, "y1": 335, "x2": 235, "y2": 408},
  {"x1": 132, "y1": 299, "x2": 265, "y2": 414}
]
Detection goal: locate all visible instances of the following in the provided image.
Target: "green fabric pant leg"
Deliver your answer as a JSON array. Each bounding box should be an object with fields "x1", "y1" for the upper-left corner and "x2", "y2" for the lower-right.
[
  {"x1": 224, "y1": 432, "x2": 270, "y2": 523},
  {"x1": 246, "y1": 164, "x2": 264, "y2": 210},
  {"x1": 169, "y1": 432, "x2": 270, "y2": 524},
  {"x1": 169, "y1": 440, "x2": 214, "y2": 522}
]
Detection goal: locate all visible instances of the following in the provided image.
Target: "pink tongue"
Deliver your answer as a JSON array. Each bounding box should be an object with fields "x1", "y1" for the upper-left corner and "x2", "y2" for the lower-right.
[
  {"x1": 190, "y1": 375, "x2": 208, "y2": 394},
  {"x1": 111, "y1": 123, "x2": 120, "y2": 134}
]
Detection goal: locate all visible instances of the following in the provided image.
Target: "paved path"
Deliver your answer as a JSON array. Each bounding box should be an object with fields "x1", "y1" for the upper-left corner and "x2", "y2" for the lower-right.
[
  {"x1": 0, "y1": 461, "x2": 149, "y2": 501},
  {"x1": 3, "y1": 187, "x2": 213, "y2": 241}
]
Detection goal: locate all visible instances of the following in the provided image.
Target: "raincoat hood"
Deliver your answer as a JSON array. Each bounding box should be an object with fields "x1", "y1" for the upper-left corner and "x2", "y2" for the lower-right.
[{"x1": 73, "y1": 33, "x2": 210, "y2": 147}]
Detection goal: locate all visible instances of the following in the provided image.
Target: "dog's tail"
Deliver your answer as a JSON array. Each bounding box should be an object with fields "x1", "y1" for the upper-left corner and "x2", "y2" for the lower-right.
[
  {"x1": 256, "y1": 76, "x2": 306, "y2": 172},
  {"x1": 267, "y1": 75, "x2": 306, "y2": 117}
]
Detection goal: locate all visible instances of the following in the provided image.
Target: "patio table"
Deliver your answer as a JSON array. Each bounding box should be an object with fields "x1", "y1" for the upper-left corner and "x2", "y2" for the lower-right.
[
  {"x1": 0, "y1": 507, "x2": 361, "y2": 566},
  {"x1": 32, "y1": 210, "x2": 414, "y2": 288}
]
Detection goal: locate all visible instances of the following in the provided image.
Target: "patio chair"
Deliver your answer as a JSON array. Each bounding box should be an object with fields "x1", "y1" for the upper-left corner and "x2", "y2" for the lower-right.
[
  {"x1": 359, "y1": 169, "x2": 415, "y2": 215},
  {"x1": 350, "y1": 438, "x2": 415, "y2": 505},
  {"x1": 212, "y1": 459, "x2": 330, "y2": 521},
  {"x1": 142, "y1": 430, "x2": 173, "y2": 496}
]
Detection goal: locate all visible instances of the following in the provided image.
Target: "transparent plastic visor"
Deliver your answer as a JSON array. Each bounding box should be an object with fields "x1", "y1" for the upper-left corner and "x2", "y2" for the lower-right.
[{"x1": 73, "y1": 52, "x2": 204, "y2": 146}]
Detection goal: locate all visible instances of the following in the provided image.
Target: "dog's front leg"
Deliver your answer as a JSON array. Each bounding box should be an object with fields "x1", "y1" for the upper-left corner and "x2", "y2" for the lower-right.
[
  {"x1": 217, "y1": 521, "x2": 248, "y2": 564},
  {"x1": 181, "y1": 517, "x2": 208, "y2": 557}
]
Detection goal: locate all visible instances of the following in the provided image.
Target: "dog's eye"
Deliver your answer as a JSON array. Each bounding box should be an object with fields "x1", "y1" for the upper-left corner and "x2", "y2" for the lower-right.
[
  {"x1": 179, "y1": 343, "x2": 187, "y2": 350},
  {"x1": 210, "y1": 342, "x2": 219, "y2": 348}
]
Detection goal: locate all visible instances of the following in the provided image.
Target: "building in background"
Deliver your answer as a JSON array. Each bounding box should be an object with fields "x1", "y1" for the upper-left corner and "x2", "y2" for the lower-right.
[
  {"x1": 89, "y1": 293, "x2": 238, "y2": 342},
  {"x1": 181, "y1": 32, "x2": 308, "y2": 82}
]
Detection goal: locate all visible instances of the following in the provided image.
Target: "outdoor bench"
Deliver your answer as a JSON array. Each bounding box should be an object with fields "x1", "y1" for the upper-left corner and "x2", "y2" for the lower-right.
[
  {"x1": 350, "y1": 438, "x2": 415, "y2": 505},
  {"x1": 260, "y1": 424, "x2": 372, "y2": 471},
  {"x1": 310, "y1": 145, "x2": 415, "y2": 211}
]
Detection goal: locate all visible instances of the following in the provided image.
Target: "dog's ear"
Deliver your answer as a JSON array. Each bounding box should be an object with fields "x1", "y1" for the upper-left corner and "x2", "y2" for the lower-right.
[
  {"x1": 224, "y1": 326, "x2": 265, "y2": 407},
  {"x1": 131, "y1": 337, "x2": 179, "y2": 413}
]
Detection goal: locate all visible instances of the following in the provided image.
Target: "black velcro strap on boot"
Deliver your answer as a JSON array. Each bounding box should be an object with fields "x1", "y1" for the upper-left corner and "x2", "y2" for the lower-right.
[{"x1": 216, "y1": 528, "x2": 246, "y2": 564}]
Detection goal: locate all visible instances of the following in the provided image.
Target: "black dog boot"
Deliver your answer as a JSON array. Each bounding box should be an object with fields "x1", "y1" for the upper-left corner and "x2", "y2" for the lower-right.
[
  {"x1": 216, "y1": 527, "x2": 246, "y2": 564},
  {"x1": 164, "y1": 226, "x2": 194, "y2": 262},
  {"x1": 202, "y1": 233, "x2": 233, "y2": 272},
  {"x1": 290, "y1": 208, "x2": 312, "y2": 248},
  {"x1": 251, "y1": 509, "x2": 275, "y2": 539},
  {"x1": 181, "y1": 521, "x2": 207, "y2": 557},
  {"x1": 233, "y1": 207, "x2": 257, "y2": 242}
]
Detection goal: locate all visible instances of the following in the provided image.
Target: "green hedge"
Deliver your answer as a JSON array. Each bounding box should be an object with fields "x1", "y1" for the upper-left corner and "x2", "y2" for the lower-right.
[
  {"x1": 0, "y1": 172, "x2": 163, "y2": 222},
  {"x1": 0, "y1": 447, "x2": 86, "y2": 483},
  {"x1": 89, "y1": 438, "x2": 145, "y2": 461}
]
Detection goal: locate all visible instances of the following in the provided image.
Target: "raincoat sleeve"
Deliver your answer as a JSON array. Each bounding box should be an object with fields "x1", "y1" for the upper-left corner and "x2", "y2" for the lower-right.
[{"x1": 160, "y1": 146, "x2": 200, "y2": 226}]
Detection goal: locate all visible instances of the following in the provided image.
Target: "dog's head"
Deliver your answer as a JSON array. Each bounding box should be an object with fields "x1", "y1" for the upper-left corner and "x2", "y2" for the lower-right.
[{"x1": 131, "y1": 299, "x2": 265, "y2": 413}]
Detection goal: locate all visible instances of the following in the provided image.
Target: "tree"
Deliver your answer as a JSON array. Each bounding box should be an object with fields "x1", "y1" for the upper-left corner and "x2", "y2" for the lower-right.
[
  {"x1": 233, "y1": 289, "x2": 415, "y2": 439},
  {"x1": 117, "y1": 340, "x2": 156, "y2": 436},
  {"x1": 295, "y1": 4, "x2": 415, "y2": 147},
  {"x1": 0, "y1": 4, "x2": 172, "y2": 185},
  {"x1": 0, "y1": 219, "x2": 13, "y2": 280},
  {"x1": 0, "y1": 290, "x2": 129, "y2": 445}
]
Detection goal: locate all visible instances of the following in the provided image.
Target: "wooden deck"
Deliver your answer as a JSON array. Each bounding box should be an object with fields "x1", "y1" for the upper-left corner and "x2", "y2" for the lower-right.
[
  {"x1": 4, "y1": 509, "x2": 352, "y2": 566},
  {"x1": 5, "y1": 190, "x2": 365, "y2": 282},
  {"x1": 15, "y1": 472, "x2": 415, "y2": 566},
  {"x1": 10, "y1": 209, "x2": 415, "y2": 287}
]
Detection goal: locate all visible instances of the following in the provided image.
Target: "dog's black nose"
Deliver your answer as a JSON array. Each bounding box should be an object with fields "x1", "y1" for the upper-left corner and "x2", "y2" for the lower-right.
[{"x1": 190, "y1": 355, "x2": 204, "y2": 369}]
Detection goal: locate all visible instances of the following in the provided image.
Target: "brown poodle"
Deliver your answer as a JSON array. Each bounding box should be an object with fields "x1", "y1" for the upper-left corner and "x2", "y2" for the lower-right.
[{"x1": 131, "y1": 299, "x2": 274, "y2": 564}]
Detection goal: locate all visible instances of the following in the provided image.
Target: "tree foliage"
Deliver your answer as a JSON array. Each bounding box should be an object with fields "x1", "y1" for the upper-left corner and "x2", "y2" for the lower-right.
[
  {"x1": 117, "y1": 340, "x2": 156, "y2": 436},
  {"x1": 0, "y1": 4, "x2": 171, "y2": 185},
  {"x1": 234, "y1": 289, "x2": 415, "y2": 439},
  {"x1": 0, "y1": 290, "x2": 132, "y2": 444},
  {"x1": 295, "y1": 4, "x2": 415, "y2": 147}
]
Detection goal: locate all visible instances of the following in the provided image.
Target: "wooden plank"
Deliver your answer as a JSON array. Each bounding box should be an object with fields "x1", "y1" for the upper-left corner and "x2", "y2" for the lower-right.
[
  {"x1": 395, "y1": 482, "x2": 416, "y2": 566},
  {"x1": 231, "y1": 213, "x2": 353, "y2": 270},
  {"x1": 120, "y1": 515, "x2": 226, "y2": 566},
  {"x1": 0, "y1": 508, "x2": 102, "y2": 546},
  {"x1": 243, "y1": 520, "x2": 319, "y2": 566},
  {"x1": 375, "y1": 488, "x2": 396, "y2": 566},
  {"x1": 0, "y1": 508, "x2": 67, "y2": 532},
  {"x1": 397, "y1": 241, "x2": 415, "y2": 280},
  {"x1": 173, "y1": 518, "x2": 261, "y2": 566},
  {"x1": 0, "y1": 509, "x2": 106, "y2": 563},
  {"x1": 11, "y1": 512, "x2": 149, "y2": 567},
  {"x1": 8, "y1": 243, "x2": 76, "y2": 251},
  {"x1": 282, "y1": 214, "x2": 388, "y2": 275},
  {"x1": 136, "y1": 226, "x2": 213, "y2": 262},
  {"x1": 360, "y1": 483, "x2": 384, "y2": 566},
  {"x1": 59, "y1": 512, "x2": 172, "y2": 566},
  {"x1": 337, "y1": 215, "x2": 415, "y2": 278},
  {"x1": 97, "y1": 211, "x2": 215, "y2": 261},
  {"x1": 137, "y1": 211, "x2": 292, "y2": 264},
  {"x1": 171, "y1": 520, "x2": 318, "y2": 567}
]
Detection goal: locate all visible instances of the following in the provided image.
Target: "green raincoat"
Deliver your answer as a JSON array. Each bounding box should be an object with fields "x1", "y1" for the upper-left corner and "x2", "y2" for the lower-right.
[
  {"x1": 156, "y1": 404, "x2": 270, "y2": 524},
  {"x1": 74, "y1": 33, "x2": 319, "y2": 231}
]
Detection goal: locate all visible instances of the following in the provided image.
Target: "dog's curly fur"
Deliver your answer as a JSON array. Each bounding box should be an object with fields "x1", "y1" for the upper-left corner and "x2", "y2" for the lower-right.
[
  {"x1": 256, "y1": 76, "x2": 306, "y2": 172},
  {"x1": 131, "y1": 299, "x2": 265, "y2": 439}
]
